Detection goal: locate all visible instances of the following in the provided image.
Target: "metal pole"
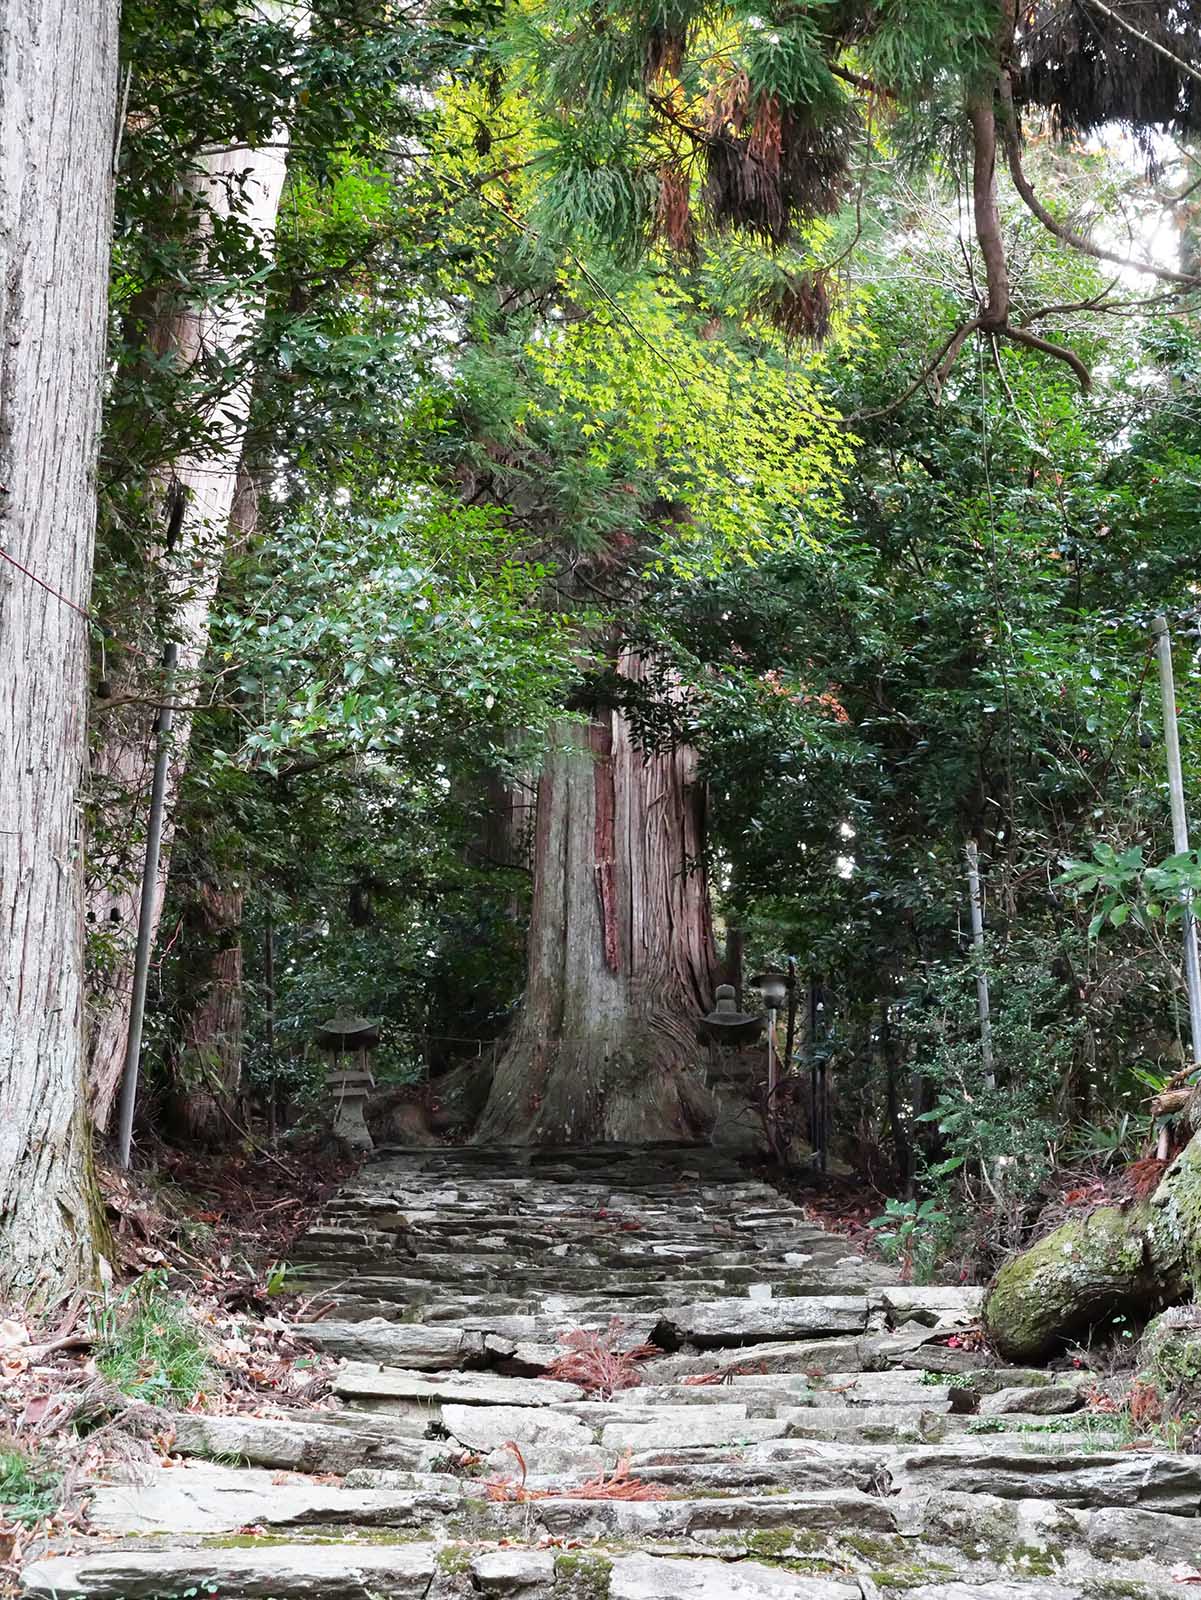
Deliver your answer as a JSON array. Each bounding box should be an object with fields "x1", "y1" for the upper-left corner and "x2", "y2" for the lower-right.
[
  {"x1": 1151, "y1": 615, "x2": 1201, "y2": 1072},
  {"x1": 766, "y1": 1006, "x2": 779, "y2": 1160},
  {"x1": 965, "y1": 840, "x2": 996, "y2": 1089},
  {"x1": 264, "y1": 909, "x2": 277, "y2": 1139},
  {"x1": 114, "y1": 639, "x2": 178, "y2": 1168},
  {"x1": 783, "y1": 955, "x2": 798, "y2": 1077}
]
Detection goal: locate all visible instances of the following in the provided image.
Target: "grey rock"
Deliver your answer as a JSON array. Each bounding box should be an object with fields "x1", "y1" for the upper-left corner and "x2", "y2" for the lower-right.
[
  {"x1": 86, "y1": 1462, "x2": 457, "y2": 1536},
  {"x1": 902, "y1": 1588, "x2": 1084, "y2": 1600},
  {"x1": 657, "y1": 1296, "x2": 868, "y2": 1346},
  {"x1": 877, "y1": 1287, "x2": 983, "y2": 1322},
  {"x1": 781, "y1": 1405, "x2": 951, "y2": 1441},
  {"x1": 1085, "y1": 1503, "x2": 1201, "y2": 1562},
  {"x1": 600, "y1": 1409, "x2": 786, "y2": 1450},
  {"x1": 170, "y1": 1411, "x2": 431, "y2": 1473},
  {"x1": 470, "y1": 1547, "x2": 556, "y2": 1593},
  {"x1": 296, "y1": 1318, "x2": 482, "y2": 1368},
  {"x1": 21, "y1": 1544, "x2": 439, "y2": 1599},
  {"x1": 333, "y1": 1361, "x2": 579, "y2": 1411},
  {"x1": 440, "y1": 1402, "x2": 594, "y2": 1451},
  {"x1": 607, "y1": 1552, "x2": 859, "y2": 1598},
  {"x1": 643, "y1": 1336, "x2": 866, "y2": 1381},
  {"x1": 537, "y1": 1488, "x2": 897, "y2": 1541},
  {"x1": 979, "y1": 1385, "x2": 1083, "y2": 1416},
  {"x1": 892, "y1": 1445, "x2": 1201, "y2": 1510}
]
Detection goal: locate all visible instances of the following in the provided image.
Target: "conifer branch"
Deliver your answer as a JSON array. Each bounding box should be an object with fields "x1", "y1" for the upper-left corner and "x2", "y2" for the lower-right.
[{"x1": 997, "y1": 72, "x2": 1201, "y2": 289}]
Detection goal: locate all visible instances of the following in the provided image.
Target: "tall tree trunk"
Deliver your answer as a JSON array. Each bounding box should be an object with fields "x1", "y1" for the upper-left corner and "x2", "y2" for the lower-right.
[
  {"x1": 0, "y1": 0, "x2": 119, "y2": 1299},
  {"x1": 169, "y1": 881, "x2": 245, "y2": 1148},
  {"x1": 85, "y1": 50, "x2": 300, "y2": 1140},
  {"x1": 476, "y1": 655, "x2": 718, "y2": 1145}
]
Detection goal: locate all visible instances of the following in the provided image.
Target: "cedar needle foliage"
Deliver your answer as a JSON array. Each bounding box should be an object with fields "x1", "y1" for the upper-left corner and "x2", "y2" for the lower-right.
[{"x1": 542, "y1": 1319, "x2": 654, "y2": 1397}]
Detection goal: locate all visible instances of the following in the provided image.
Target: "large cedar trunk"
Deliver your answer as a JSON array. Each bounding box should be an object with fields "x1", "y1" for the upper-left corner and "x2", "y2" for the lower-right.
[
  {"x1": 0, "y1": 0, "x2": 119, "y2": 1298},
  {"x1": 168, "y1": 882, "x2": 245, "y2": 1148},
  {"x1": 87, "y1": 14, "x2": 306, "y2": 1133},
  {"x1": 476, "y1": 656, "x2": 718, "y2": 1145}
]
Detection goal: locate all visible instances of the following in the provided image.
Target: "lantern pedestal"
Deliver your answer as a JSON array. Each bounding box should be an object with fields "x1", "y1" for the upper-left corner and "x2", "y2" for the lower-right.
[{"x1": 327, "y1": 1066, "x2": 376, "y2": 1152}]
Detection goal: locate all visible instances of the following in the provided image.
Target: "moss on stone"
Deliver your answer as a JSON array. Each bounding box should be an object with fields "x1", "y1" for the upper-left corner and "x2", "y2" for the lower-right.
[
  {"x1": 984, "y1": 1203, "x2": 1169, "y2": 1361},
  {"x1": 1004, "y1": 1542, "x2": 1065, "y2": 1577},
  {"x1": 869, "y1": 1563, "x2": 956, "y2": 1590},
  {"x1": 837, "y1": 1531, "x2": 907, "y2": 1564},
  {"x1": 434, "y1": 1544, "x2": 472, "y2": 1576},
  {"x1": 553, "y1": 1549, "x2": 613, "y2": 1598}
]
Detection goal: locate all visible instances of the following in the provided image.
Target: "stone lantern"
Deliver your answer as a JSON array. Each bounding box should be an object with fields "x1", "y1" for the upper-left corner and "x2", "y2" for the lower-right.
[
  {"x1": 699, "y1": 984, "x2": 765, "y2": 1048},
  {"x1": 316, "y1": 1013, "x2": 380, "y2": 1152}
]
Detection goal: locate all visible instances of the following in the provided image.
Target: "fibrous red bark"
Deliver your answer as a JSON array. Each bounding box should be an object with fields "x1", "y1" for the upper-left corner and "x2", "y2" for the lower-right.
[{"x1": 475, "y1": 654, "x2": 718, "y2": 1145}]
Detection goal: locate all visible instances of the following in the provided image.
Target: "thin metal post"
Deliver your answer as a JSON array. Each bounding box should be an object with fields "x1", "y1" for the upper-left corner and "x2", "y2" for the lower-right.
[
  {"x1": 783, "y1": 955, "x2": 798, "y2": 1078},
  {"x1": 766, "y1": 1006, "x2": 779, "y2": 1160},
  {"x1": 1152, "y1": 615, "x2": 1201, "y2": 1072},
  {"x1": 114, "y1": 639, "x2": 178, "y2": 1168},
  {"x1": 965, "y1": 840, "x2": 996, "y2": 1089},
  {"x1": 264, "y1": 909, "x2": 277, "y2": 1139}
]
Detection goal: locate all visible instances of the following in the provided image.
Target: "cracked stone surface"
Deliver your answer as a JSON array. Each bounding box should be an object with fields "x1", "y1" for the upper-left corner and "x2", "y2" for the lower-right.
[{"x1": 20, "y1": 1143, "x2": 1201, "y2": 1599}]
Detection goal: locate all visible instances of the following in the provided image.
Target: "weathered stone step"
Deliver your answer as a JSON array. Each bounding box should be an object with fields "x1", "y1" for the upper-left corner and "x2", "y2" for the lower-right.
[
  {"x1": 171, "y1": 1410, "x2": 437, "y2": 1474},
  {"x1": 889, "y1": 1442, "x2": 1201, "y2": 1512},
  {"x1": 24, "y1": 1543, "x2": 864, "y2": 1599},
  {"x1": 22, "y1": 1545, "x2": 442, "y2": 1600},
  {"x1": 21, "y1": 1146, "x2": 1201, "y2": 1600},
  {"x1": 332, "y1": 1361, "x2": 581, "y2": 1412}
]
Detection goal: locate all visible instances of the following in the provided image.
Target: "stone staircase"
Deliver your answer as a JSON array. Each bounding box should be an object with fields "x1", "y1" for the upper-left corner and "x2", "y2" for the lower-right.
[{"x1": 21, "y1": 1145, "x2": 1201, "y2": 1599}]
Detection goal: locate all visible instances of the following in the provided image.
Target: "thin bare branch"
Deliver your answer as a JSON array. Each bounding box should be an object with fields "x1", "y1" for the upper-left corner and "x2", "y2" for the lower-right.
[
  {"x1": 1003, "y1": 324, "x2": 1092, "y2": 390},
  {"x1": 845, "y1": 318, "x2": 980, "y2": 422}
]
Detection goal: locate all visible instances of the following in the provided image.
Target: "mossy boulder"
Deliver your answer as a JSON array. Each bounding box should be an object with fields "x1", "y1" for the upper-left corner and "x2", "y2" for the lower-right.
[
  {"x1": 984, "y1": 1132, "x2": 1201, "y2": 1362},
  {"x1": 1137, "y1": 1302, "x2": 1201, "y2": 1416}
]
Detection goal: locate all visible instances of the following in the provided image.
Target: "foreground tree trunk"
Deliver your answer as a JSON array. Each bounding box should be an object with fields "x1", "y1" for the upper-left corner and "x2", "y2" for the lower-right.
[
  {"x1": 475, "y1": 656, "x2": 718, "y2": 1145},
  {"x1": 0, "y1": 0, "x2": 119, "y2": 1299},
  {"x1": 87, "y1": 11, "x2": 307, "y2": 1134},
  {"x1": 984, "y1": 1101, "x2": 1201, "y2": 1361}
]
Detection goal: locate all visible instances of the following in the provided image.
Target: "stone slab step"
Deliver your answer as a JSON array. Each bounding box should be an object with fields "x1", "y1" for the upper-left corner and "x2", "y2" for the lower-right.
[
  {"x1": 22, "y1": 1544, "x2": 441, "y2": 1599},
  {"x1": 890, "y1": 1443, "x2": 1201, "y2": 1511},
  {"x1": 655, "y1": 1295, "x2": 869, "y2": 1345},
  {"x1": 296, "y1": 1319, "x2": 485, "y2": 1367},
  {"x1": 86, "y1": 1464, "x2": 459, "y2": 1537},
  {"x1": 531, "y1": 1486, "x2": 899, "y2": 1541},
  {"x1": 333, "y1": 1361, "x2": 581, "y2": 1411},
  {"x1": 606, "y1": 1553, "x2": 859, "y2": 1598},
  {"x1": 171, "y1": 1410, "x2": 437, "y2": 1474}
]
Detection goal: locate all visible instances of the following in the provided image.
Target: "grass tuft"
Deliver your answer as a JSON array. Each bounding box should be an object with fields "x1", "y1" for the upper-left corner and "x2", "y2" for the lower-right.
[
  {"x1": 0, "y1": 1444, "x2": 61, "y2": 1527},
  {"x1": 94, "y1": 1269, "x2": 214, "y2": 1407}
]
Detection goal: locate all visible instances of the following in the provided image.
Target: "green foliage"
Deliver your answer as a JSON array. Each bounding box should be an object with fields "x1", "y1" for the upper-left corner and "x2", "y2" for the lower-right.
[
  {"x1": 95, "y1": 1271, "x2": 214, "y2": 1407},
  {"x1": 868, "y1": 1197, "x2": 948, "y2": 1282},
  {"x1": 1060, "y1": 845, "x2": 1201, "y2": 939}
]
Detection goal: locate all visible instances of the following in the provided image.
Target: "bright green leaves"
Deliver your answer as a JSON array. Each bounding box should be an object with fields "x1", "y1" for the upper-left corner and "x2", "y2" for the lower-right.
[
  {"x1": 520, "y1": 270, "x2": 851, "y2": 573},
  {"x1": 1060, "y1": 845, "x2": 1201, "y2": 940}
]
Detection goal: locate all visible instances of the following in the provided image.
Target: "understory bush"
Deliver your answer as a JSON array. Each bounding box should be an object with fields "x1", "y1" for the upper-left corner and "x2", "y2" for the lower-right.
[{"x1": 874, "y1": 941, "x2": 1082, "y2": 1274}]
